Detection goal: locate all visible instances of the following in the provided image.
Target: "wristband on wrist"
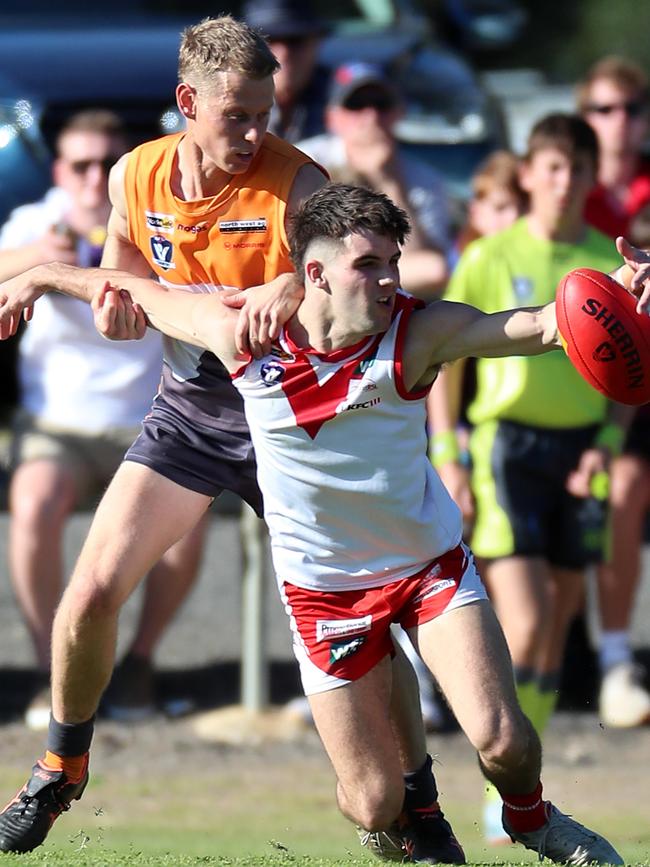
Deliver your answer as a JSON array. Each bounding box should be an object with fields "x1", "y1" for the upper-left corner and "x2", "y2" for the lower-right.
[
  {"x1": 429, "y1": 430, "x2": 461, "y2": 468},
  {"x1": 594, "y1": 422, "x2": 625, "y2": 457}
]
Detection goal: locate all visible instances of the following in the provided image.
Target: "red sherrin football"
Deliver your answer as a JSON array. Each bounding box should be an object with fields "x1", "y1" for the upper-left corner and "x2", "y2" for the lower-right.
[{"x1": 556, "y1": 267, "x2": 650, "y2": 406}]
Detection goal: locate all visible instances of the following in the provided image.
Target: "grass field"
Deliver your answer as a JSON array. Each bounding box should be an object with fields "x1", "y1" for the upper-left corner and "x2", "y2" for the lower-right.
[{"x1": 0, "y1": 712, "x2": 648, "y2": 866}]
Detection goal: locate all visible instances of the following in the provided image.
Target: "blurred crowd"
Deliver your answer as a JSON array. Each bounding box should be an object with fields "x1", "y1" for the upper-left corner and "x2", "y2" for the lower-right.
[{"x1": 0, "y1": 0, "x2": 649, "y2": 849}]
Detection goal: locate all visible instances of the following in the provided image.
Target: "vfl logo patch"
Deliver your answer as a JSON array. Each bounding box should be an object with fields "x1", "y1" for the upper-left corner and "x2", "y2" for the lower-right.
[
  {"x1": 145, "y1": 211, "x2": 174, "y2": 234},
  {"x1": 316, "y1": 615, "x2": 372, "y2": 642},
  {"x1": 219, "y1": 218, "x2": 267, "y2": 234},
  {"x1": 329, "y1": 636, "x2": 365, "y2": 664},
  {"x1": 260, "y1": 360, "x2": 285, "y2": 386},
  {"x1": 150, "y1": 235, "x2": 175, "y2": 270},
  {"x1": 593, "y1": 341, "x2": 616, "y2": 362}
]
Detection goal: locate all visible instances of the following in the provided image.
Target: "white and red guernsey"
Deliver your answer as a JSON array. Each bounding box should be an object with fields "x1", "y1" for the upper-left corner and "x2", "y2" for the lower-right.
[{"x1": 232, "y1": 292, "x2": 462, "y2": 592}]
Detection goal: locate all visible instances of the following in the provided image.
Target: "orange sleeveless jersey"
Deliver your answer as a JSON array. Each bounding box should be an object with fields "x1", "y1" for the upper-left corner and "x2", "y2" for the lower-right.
[{"x1": 124, "y1": 131, "x2": 317, "y2": 289}]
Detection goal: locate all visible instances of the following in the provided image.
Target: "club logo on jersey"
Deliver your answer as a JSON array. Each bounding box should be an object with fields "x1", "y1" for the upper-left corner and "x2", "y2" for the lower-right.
[
  {"x1": 260, "y1": 360, "x2": 285, "y2": 386},
  {"x1": 218, "y1": 218, "x2": 268, "y2": 234},
  {"x1": 329, "y1": 636, "x2": 365, "y2": 664},
  {"x1": 512, "y1": 276, "x2": 534, "y2": 302},
  {"x1": 150, "y1": 234, "x2": 175, "y2": 270},
  {"x1": 145, "y1": 211, "x2": 174, "y2": 234},
  {"x1": 316, "y1": 615, "x2": 372, "y2": 642}
]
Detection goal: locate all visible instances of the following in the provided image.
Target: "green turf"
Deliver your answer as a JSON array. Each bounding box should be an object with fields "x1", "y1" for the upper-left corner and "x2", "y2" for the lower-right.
[{"x1": 1, "y1": 740, "x2": 648, "y2": 866}]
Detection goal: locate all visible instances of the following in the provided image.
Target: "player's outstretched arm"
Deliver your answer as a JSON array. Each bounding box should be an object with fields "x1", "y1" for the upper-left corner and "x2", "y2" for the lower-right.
[
  {"x1": 403, "y1": 299, "x2": 560, "y2": 390},
  {"x1": 0, "y1": 262, "x2": 102, "y2": 340},
  {"x1": 93, "y1": 277, "x2": 240, "y2": 368}
]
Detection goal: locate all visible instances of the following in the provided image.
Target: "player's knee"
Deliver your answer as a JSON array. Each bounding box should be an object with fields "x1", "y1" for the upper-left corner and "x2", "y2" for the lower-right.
[
  {"x1": 355, "y1": 792, "x2": 404, "y2": 831},
  {"x1": 477, "y1": 705, "x2": 537, "y2": 769},
  {"x1": 347, "y1": 785, "x2": 403, "y2": 832},
  {"x1": 63, "y1": 566, "x2": 125, "y2": 622},
  {"x1": 10, "y1": 485, "x2": 73, "y2": 533}
]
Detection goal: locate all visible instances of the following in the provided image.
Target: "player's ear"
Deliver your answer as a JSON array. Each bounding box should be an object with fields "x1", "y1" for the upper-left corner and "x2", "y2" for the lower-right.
[
  {"x1": 176, "y1": 83, "x2": 197, "y2": 120},
  {"x1": 305, "y1": 259, "x2": 326, "y2": 286}
]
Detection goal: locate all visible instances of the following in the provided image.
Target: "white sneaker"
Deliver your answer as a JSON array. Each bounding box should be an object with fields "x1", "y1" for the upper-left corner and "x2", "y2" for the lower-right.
[
  {"x1": 356, "y1": 821, "x2": 412, "y2": 862},
  {"x1": 504, "y1": 802, "x2": 623, "y2": 865},
  {"x1": 599, "y1": 662, "x2": 650, "y2": 728}
]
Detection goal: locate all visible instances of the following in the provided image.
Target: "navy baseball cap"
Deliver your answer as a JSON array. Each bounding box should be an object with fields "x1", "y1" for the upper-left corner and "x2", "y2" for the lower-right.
[
  {"x1": 328, "y1": 62, "x2": 396, "y2": 107},
  {"x1": 243, "y1": 0, "x2": 328, "y2": 40}
]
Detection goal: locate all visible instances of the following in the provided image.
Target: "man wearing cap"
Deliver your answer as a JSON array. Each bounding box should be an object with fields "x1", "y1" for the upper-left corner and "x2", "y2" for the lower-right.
[
  {"x1": 243, "y1": 0, "x2": 330, "y2": 143},
  {"x1": 298, "y1": 61, "x2": 451, "y2": 300}
]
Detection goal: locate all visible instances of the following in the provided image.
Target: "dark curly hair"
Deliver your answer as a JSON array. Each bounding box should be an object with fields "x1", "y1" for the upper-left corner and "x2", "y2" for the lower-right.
[{"x1": 288, "y1": 183, "x2": 411, "y2": 273}]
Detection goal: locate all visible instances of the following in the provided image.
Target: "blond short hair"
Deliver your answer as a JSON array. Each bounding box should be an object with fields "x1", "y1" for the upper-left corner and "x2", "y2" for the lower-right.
[
  {"x1": 178, "y1": 15, "x2": 279, "y2": 93},
  {"x1": 56, "y1": 109, "x2": 127, "y2": 154},
  {"x1": 577, "y1": 56, "x2": 649, "y2": 113}
]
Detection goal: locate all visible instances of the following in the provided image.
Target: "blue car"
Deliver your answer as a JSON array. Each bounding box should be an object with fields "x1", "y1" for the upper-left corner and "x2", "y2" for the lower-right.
[{"x1": 0, "y1": 0, "x2": 507, "y2": 225}]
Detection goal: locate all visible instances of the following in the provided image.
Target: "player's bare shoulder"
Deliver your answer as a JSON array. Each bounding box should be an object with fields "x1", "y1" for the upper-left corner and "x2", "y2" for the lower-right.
[
  {"x1": 107, "y1": 152, "x2": 132, "y2": 219},
  {"x1": 287, "y1": 163, "x2": 328, "y2": 218}
]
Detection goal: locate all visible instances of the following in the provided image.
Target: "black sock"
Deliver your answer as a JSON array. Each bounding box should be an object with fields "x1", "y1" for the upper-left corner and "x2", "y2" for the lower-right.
[
  {"x1": 403, "y1": 754, "x2": 439, "y2": 811},
  {"x1": 46, "y1": 715, "x2": 95, "y2": 756}
]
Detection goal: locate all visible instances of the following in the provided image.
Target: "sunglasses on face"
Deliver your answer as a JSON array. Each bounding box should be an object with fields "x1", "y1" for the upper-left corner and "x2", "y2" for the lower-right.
[
  {"x1": 343, "y1": 90, "x2": 397, "y2": 113},
  {"x1": 68, "y1": 156, "x2": 119, "y2": 176},
  {"x1": 586, "y1": 100, "x2": 646, "y2": 118}
]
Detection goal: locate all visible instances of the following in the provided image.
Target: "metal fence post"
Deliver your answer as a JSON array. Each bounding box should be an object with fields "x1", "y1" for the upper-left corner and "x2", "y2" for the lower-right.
[{"x1": 239, "y1": 501, "x2": 269, "y2": 710}]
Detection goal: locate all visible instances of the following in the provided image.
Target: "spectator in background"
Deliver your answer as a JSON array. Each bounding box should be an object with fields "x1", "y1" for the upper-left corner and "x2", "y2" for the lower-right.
[
  {"x1": 243, "y1": 0, "x2": 329, "y2": 143},
  {"x1": 578, "y1": 55, "x2": 650, "y2": 240},
  {"x1": 298, "y1": 62, "x2": 451, "y2": 300},
  {"x1": 428, "y1": 114, "x2": 628, "y2": 844},
  {"x1": 0, "y1": 110, "x2": 207, "y2": 728},
  {"x1": 455, "y1": 149, "x2": 528, "y2": 255},
  {"x1": 578, "y1": 56, "x2": 650, "y2": 729},
  {"x1": 431, "y1": 148, "x2": 528, "y2": 527}
]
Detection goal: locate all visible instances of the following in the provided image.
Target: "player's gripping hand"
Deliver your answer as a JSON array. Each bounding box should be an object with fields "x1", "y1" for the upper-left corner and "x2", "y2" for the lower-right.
[
  {"x1": 613, "y1": 236, "x2": 650, "y2": 314},
  {"x1": 220, "y1": 272, "x2": 305, "y2": 358},
  {"x1": 92, "y1": 281, "x2": 148, "y2": 340}
]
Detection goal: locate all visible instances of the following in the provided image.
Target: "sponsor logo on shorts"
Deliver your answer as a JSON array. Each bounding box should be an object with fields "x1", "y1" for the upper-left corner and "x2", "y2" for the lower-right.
[
  {"x1": 316, "y1": 615, "x2": 372, "y2": 642},
  {"x1": 218, "y1": 218, "x2": 267, "y2": 233},
  {"x1": 150, "y1": 234, "x2": 175, "y2": 270},
  {"x1": 260, "y1": 360, "x2": 285, "y2": 386},
  {"x1": 329, "y1": 636, "x2": 365, "y2": 663},
  {"x1": 419, "y1": 578, "x2": 457, "y2": 601},
  {"x1": 145, "y1": 211, "x2": 174, "y2": 234},
  {"x1": 581, "y1": 298, "x2": 644, "y2": 389}
]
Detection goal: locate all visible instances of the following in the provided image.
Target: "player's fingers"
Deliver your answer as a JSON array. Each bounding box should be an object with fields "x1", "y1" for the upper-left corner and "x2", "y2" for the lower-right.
[
  {"x1": 23, "y1": 304, "x2": 34, "y2": 323},
  {"x1": 234, "y1": 308, "x2": 252, "y2": 355},
  {"x1": 131, "y1": 303, "x2": 148, "y2": 339},
  {"x1": 94, "y1": 288, "x2": 120, "y2": 337},
  {"x1": 220, "y1": 289, "x2": 246, "y2": 309}
]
